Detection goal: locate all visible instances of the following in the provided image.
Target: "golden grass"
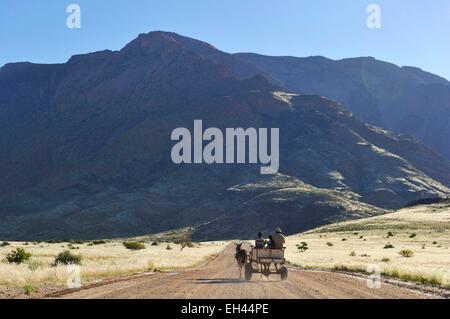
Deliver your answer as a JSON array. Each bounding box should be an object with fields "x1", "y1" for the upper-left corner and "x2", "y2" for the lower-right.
[
  {"x1": 0, "y1": 240, "x2": 227, "y2": 289},
  {"x1": 285, "y1": 202, "x2": 450, "y2": 288}
]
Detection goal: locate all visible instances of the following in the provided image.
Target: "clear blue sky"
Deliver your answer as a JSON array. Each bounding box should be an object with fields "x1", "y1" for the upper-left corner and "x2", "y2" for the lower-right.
[{"x1": 1, "y1": 0, "x2": 450, "y2": 79}]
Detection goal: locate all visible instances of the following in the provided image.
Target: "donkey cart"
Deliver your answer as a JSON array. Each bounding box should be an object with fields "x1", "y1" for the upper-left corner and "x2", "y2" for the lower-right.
[{"x1": 244, "y1": 247, "x2": 288, "y2": 281}]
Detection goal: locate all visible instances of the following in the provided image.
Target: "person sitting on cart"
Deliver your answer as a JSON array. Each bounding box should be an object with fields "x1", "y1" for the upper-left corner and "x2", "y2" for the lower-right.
[
  {"x1": 266, "y1": 235, "x2": 275, "y2": 248},
  {"x1": 255, "y1": 232, "x2": 265, "y2": 248},
  {"x1": 272, "y1": 227, "x2": 285, "y2": 249}
]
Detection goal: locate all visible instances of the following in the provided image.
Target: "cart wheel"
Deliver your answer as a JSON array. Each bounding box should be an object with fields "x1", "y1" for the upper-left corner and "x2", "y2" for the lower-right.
[
  {"x1": 280, "y1": 266, "x2": 288, "y2": 281},
  {"x1": 245, "y1": 263, "x2": 253, "y2": 281}
]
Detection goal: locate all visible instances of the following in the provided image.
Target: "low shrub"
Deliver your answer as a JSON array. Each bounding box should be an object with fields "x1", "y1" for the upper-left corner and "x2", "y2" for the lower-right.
[
  {"x1": 5, "y1": 248, "x2": 31, "y2": 264},
  {"x1": 399, "y1": 250, "x2": 414, "y2": 258},
  {"x1": 46, "y1": 239, "x2": 64, "y2": 244},
  {"x1": 147, "y1": 261, "x2": 156, "y2": 271},
  {"x1": 326, "y1": 242, "x2": 333, "y2": 247},
  {"x1": 54, "y1": 250, "x2": 82, "y2": 265},
  {"x1": 384, "y1": 243, "x2": 395, "y2": 249},
  {"x1": 332, "y1": 265, "x2": 366, "y2": 273},
  {"x1": 68, "y1": 244, "x2": 79, "y2": 250},
  {"x1": 70, "y1": 240, "x2": 86, "y2": 245},
  {"x1": 23, "y1": 285, "x2": 34, "y2": 295},
  {"x1": 92, "y1": 240, "x2": 107, "y2": 245},
  {"x1": 0, "y1": 241, "x2": 10, "y2": 247},
  {"x1": 123, "y1": 242, "x2": 146, "y2": 250}
]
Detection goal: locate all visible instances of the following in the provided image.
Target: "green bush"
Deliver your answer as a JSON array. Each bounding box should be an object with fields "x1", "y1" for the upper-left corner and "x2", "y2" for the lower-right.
[
  {"x1": 123, "y1": 242, "x2": 146, "y2": 250},
  {"x1": 23, "y1": 285, "x2": 34, "y2": 295},
  {"x1": 5, "y1": 248, "x2": 31, "y2": 264},
  {"x1": 54, "y1": 250, "x2": 82, "y2": 265},
  {"x1": 0, "y1": 241, "x2": 10, "y2": 247},
  {"x1": 349, "y1": 251, "x2": 356, "y2": 257},
  {"x1": 409, "y1": 233, "x2": 416, "y2": 238},
  {"x1": 383, "y1": 243, "x2": 395, "y2": 249},
  {"x1": 387, "y1": 232, "x2": 394, "y2": 237},
  {"x1": 151, "y1": 241, "x2": 159, "y2": 246}
]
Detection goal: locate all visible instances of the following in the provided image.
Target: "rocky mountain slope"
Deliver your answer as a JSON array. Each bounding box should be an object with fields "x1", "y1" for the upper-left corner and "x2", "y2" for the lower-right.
[
  {"x1": 234, "y1": 53, "x2": 450, "y2": 159},
  {"x1": 0, "y1": 31, "x2": 449, "y2": 240}
]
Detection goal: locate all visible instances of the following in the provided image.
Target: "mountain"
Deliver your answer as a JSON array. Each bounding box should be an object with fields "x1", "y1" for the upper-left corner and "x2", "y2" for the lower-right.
[
  {"x1": 0, "y1": 31, "x2": 449, "y2": 240},
  {"x1": 233, "y1": 53, "x2": 450, "y2": 159},
  {"x1": 116, "y1": 32, "x2": 450, "y2": 160}
]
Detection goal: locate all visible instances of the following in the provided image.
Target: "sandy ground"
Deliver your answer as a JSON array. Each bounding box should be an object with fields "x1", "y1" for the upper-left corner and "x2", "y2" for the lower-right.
[{"x1": 52, "y1": 244, "x2": 430, "y2": 299}]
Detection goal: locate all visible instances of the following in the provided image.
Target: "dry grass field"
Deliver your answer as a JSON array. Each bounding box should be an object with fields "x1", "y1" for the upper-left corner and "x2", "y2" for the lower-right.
[
  {"x1": 0, "y1": 239, "x2": 227, "y2": 292},
  {"x1": 285, "y1": 201, "x2": 450, "y2": 288},
  {"x1": 2, "y1": 201, "x2": 449, "y2": 297}
]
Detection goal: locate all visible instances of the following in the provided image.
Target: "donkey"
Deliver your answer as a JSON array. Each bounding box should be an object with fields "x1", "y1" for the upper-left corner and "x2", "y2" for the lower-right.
[{"x1": 234, "y1": 243, "x2": 247, "y2": 278}]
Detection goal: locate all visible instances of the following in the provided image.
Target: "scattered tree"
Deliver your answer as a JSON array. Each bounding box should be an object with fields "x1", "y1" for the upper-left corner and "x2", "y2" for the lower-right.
[{"x1": 296, "y1": 242, "x2": 308, "y2": 252}]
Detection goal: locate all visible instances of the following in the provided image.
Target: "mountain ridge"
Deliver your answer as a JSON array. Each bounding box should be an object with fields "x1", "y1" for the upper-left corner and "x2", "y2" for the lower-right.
[
  {"x1": 0, "y1": 31, "x2": 449, "y2": 240},
  {"x1": 234, "y1": 52, "x2": 450, "y2": 159}
]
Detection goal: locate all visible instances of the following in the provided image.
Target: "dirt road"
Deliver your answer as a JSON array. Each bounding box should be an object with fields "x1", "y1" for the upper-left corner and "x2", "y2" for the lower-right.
[{"x1": 54, "y1": 244, "x2": 428, "y2": 299}]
